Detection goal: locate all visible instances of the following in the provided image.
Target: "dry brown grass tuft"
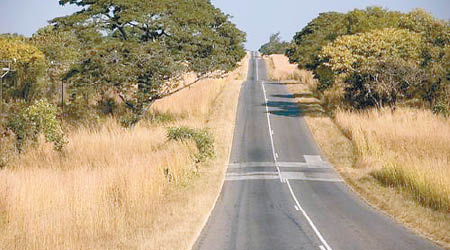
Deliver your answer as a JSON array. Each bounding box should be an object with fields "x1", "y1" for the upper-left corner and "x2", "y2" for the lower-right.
[
  {"x1": 0, "y1": 53, "x2": 249, "y2": 250},
  {"x1": 335, "y1": 108, "x2": 450, "y2": 212},
  {"x1": 267, "y1": 54, "x2": 450, "y2": 248}
]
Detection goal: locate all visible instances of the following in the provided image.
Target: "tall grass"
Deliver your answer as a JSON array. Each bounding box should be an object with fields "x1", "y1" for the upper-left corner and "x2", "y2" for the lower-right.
[
  {"x1": 0, "y1": 53, "x2": 249, "y2": 250},
  {"x1": 264, "y1": 54, "x2": 315, "y2": 84},
  {"x1": 0, "y1": 120, "x2": 197, "y2": 249},
  {"x1": 335, "y1": 108, "x2": 450, "y2": 212}
]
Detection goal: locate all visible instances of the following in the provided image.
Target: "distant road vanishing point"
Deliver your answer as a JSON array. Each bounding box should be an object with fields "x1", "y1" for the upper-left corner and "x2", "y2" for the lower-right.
[{"x1": 192, "y1": 52, "x2": 442, "y2": 250}]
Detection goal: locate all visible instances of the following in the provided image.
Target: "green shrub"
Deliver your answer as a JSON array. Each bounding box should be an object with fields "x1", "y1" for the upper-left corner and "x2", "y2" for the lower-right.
[
  {"x1": 145, "y1": 112, "x2": 179, "y2": 125},
  {"x1": 433, "y1": 102, "x2": 449, "y2": 117},
  {"x1": 167, "y1": 126, "x2": 215, "y2": 162},
  {"x1": 119, "y1": 112, "x2": 139, "y2": 128},
  {"x1": 6, "y1": 99, "x2": 66, "y2": 152}
]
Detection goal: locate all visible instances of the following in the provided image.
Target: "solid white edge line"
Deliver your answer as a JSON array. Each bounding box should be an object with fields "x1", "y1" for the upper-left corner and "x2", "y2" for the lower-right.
[
  {"x1": 261, "y1": 78, "x2": 283, "y2": 183},
  {"x1": 286, "y1": 179, "x2": 333, "y2": 250},
  {"x1": 319, "y1": 245, "x2": 327, "y2": 250}
]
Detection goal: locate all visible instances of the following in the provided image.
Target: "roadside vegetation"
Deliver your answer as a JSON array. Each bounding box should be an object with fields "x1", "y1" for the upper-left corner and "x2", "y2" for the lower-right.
[
  {"x1": 258, "y1": 32, "x2": 290, "y2": 56},
  {"x1": 264, "y1": 7, "x2": 450, "y2": 245},
  {"x1": 287, "y1": 7, "x2": 449, "y2": 114},
  {"x1": 0, "y1": 54, "x2": 249, "y2": 250},
  {"x1": 0, "y1": 0, "x2": 247, "y2": 249}
]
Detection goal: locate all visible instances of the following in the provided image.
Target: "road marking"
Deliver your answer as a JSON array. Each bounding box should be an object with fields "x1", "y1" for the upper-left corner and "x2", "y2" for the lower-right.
[
  {"x1": 261, "y1": 81, "x2": 282, "y2": 182},
  {"x1": 304, "y1": 155, "x2": 323, "y2": 164},
  {"x1": 228, "y1": 162, "x2": 311, "y2": 168},
  {"x1": 319, "y1": 245, "x2": 327, "y2": 250},
  {"x1": 226, "y1": 175, "x2": 279, "y2": 181},
  {"x1": 286, "y1": 179, "x2": 333, "y2": 250},
  {"x1": 255, "y1": 57, "x2": 259, "y2": 81},
  {"x1": 294, "y1": 205, "x2": 300, "y2": 211}
]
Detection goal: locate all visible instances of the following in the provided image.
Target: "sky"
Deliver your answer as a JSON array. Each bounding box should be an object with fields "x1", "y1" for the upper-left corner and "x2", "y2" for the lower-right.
[{"x1": 0, "y1": 0, "x2": 449, "y2": 50}]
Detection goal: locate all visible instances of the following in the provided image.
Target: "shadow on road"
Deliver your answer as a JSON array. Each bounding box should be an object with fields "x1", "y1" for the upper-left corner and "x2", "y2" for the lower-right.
[
  {"x1": 264, "y1": 100, "x2": 301, "y2": 117},
  {"x1": 264, "y1": 92, "x2": 325, "y2": 118}
]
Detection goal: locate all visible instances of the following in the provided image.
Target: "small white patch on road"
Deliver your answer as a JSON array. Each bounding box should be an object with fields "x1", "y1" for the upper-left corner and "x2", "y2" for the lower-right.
[
  {"x1": 294, "y1": 205, "x2": 300, "y2": 211},
  {"x1": 304, "y1": 155, "x2": 323, "y2": 164},
  {"x1": 319, "y1": 245, "x2": 327, "y2": 250},
  {"x1": 304, "y1": 155, "x2": 333, "y2": 168}
]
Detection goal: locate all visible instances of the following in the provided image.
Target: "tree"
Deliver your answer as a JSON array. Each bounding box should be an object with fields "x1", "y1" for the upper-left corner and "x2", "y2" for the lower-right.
[
  {"x1": 399, "y1": 9, "x2": 450, "y2": 107},
  {"x1": 286, "y1": 7, "x2": 403, "y2": 89},
  {"x1": 287, "y1": 7, "x2": 449, "y2": 110},
  {"x1": 52, "y1": 0, "x2": 246, "y2": 124},
  {"x1": 286, "y1": 12, "x2": 347, "y2": 69},
  {"x1": 320, "y1": 28, "x2": 424, "y2": 108},
  {"x1": 259, "y1": 32, "x2": 289, "y2": 55},
  {"x1": 31, "y1": 26, "x2": 82, "y2": 102},
  {"x1": 0, "y1": 35, "x2": 45, "y2": 102}
]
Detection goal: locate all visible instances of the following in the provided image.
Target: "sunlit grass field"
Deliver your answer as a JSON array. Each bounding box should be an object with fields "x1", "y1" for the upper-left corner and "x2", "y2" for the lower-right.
[{"x1": 0, "y1": 54, "x2": 248, "y2": 250}]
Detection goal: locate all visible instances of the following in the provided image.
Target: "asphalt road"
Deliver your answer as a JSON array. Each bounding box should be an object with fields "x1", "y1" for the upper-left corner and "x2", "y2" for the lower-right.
[{"x1": 192, "y1": 52, "x2": 442, "y2": 250}]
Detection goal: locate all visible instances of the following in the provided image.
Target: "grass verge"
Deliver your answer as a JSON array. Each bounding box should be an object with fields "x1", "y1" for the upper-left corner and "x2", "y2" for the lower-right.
[
  {"x1": 265, "y1": 54, "x2": 450, "y2": 248},
  {"x1": 0, "y1": 54, "x2": 249, "y2": 250}
]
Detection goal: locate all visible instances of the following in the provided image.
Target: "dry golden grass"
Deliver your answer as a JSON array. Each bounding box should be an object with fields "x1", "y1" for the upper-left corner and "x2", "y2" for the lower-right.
[
  {"x1": 336, "y1": 108, "x2": 450, "y2": 212},
  {"x1": 267, "y1": 54, "x2": 450, "y2": 248},
  {"x1": 264, "y1": 54, "x2": 315, "y2": 84},
  {"x1": 0, "y1": 53, "x2": 249, "y2": 250}
]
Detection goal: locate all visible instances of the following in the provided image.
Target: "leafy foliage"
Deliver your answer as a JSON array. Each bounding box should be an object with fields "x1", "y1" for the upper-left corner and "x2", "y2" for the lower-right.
[
  {"x1": 167, "y1": 126, "x2": 215, "y2": 163},
  {"x1": 52, "y1": 0, "x2": 246, "y2": 124},
  {"x1": 286, "y1": 11, "x2": 347, "y2": 69},
  {"x1": 321, "y1": 28, "x2": 423, "y2": 80},
  {"x1": 286, "y1": 7, "x2": 449, "y2": 110},
  {"x1": 0, "y1": 36, "x2": 44, "y2": 64},
  {"x1": 0, "y1": 36, "x2": 46, "y2": 101},
  {"x1": 259, "y1": 32, "x2": 290, "y2": 55},
  {"x1": 7, "y1": 99, "x2": 66, "y2": 152}
]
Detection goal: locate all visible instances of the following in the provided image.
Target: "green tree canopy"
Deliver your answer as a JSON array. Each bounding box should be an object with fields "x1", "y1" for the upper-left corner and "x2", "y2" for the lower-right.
[
  {"x1": 287, "y1": 7, "x2": 449, "y2": 111},
  {"x1": 286, "y1": 12, "x2": 347, "y2": 69},
  {"x1": 258, "y1": 32, "x2": 290, "y2": 55},
  {"x1": 52, "y1": 0, "x2": 246, "y2": 123},
  {"x1": 320, "y1": 28, "x2": 425, "y2": 108},
  {"x1": 320, "y1": 28, "x2": 424, "y2": 80}
]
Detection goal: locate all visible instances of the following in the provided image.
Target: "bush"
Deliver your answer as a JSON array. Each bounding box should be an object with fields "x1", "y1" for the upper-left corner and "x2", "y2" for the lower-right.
[
  {"x1": 320, "y1": 28, "x2": 425, "y2": 108},
  {"x1": 6, "y1": 99, "x2": 66, "y2": 152},
  {"x1": 167, "y1": 126, "x2": 215, "y2": 162},
  {"x1": 433, "y1": 102, "x2": 449, "y2": 117},
  {"x1": 0, "y1": 36, "x2": 46, "y2": 102}
]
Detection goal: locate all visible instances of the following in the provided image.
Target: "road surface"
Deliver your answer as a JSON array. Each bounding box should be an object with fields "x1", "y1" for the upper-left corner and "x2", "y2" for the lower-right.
[{"x1": 192, "y1": 52, "x2": 441, "y2": 250}]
